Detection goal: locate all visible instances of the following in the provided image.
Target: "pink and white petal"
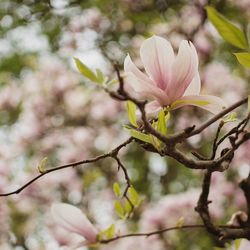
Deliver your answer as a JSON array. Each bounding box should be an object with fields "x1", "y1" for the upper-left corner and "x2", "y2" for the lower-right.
[
  {"x1": 145, "y1": 101, "x2": 162, "y2": 117},
  {"x1": 183, "y1": 72, "x2": 201, "y2": 96},
  {"x1": 170, "y1": 95, "x2": 227, "y2": 114},
  {"x1": 51, "y1": 203, "x2": 98, "y2": 243},
  {"x1": 168, "y1": 41, "x2": 198, "y2": 101},
  {"x1": 124, "y1": 72, "x2": 153, "y2": 96},
  {"x1": 140, "y1": 35, "x2": 174, "y2": 90},
  {"x1": 124, "y1": 72, "x2": 170, "y2": 105},
  {"x1": 124, "y1": 54, "x2": 152, "y2": 84}
]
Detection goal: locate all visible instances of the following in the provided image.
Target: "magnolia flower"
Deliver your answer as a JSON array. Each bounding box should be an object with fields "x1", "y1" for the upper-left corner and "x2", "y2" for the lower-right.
[
  {"x1": 124, "y1": 35, "x2": 226, "y2": 114},
  {"x1": 51, "y1": 203, "x2": 98, "y2": 246}
]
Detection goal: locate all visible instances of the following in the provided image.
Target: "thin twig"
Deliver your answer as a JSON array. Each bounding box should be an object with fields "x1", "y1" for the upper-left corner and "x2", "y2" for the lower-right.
[
  {"x1": 210, "y1": 121, "x2": 225, "y2": 160},
  {"x1": 195, "y1": 170, "x2": 225, "y2": 246},
  {"x1": 188, "y1": 98, "x2": 248, "y2": 138},
  {"x1": 0, "y1": 137, "x2": 133, "y2": 197},
  {"x1": 113, "y1": 155, "x2": 134, "y2": 210},
  {"x1": 100, "y1": 224, "x2": 245, "y2": 244}
]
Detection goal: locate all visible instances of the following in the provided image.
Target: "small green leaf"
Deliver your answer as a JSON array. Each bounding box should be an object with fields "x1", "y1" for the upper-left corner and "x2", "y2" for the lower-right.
[
  {"x1": 149, "y1": 119, "x2": 166, "y2": 151},
  {"x1": 96, "y1": 69, "x2": 105, "y2": 84},
  {"x1": 205, "y1": 6, "x2": 248, "y2": 49},
  {"x1": 106, "y1": 78, "x2": 119, "y2": 86},
  {"x1": 124, "y1": 200, "x2": 133, "y2": 214},
  {"x1": 234, "y1": 52, "x2": 250, "y2": 68},
  {"x1": 99, "y1": 224, "x2": 116, "y2": 240},
  {"x1": 114, "y1": 201, "x2": 125, "y2": 219},
  {"x1": 38, "y1": 157, "x2": 48, "y2": 174},
  {"x1": 171, "y1": 99, "x2": 210, "y2": 109},
  {"x1": 113, "y1": 182, "x2": 121, "y2": 198},
  {"x1": 157, "y1": 109, "x2": 167, "y2": 135},
  {"x1": 150, "y1": 135, "x2": 161, "y2": 151},
  {"x1": 128, "y1": 187, "x2": 141, "y2": 206},
  {"x1": 176, "y1": 217, "x2": 185, "y2": 228},
  {"x1": 74, "y1": 58, "x2": 98, "y2": 82},
  {"x1": 165, "y1": 110, "x2": 170, "y2": 123},
  {"x1": 127, "y1": 101, "x2": 138, "y2": 127},
  {"x1": 235, "y1": 239, "x2": 242, "y2": 250},
  {"x1": 223, "y1": 112, "x2": 238, "y2": 123},
  {"x1": 149, "y1": 120, "x2": 160, "y2": 148},
  {"x1": 126, "y1": 128, "x2": 152, "y2": 144}
]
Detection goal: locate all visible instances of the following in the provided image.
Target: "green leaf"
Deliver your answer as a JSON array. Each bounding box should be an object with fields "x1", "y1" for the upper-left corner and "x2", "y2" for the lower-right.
[
  {"x1": 176, "y1": 216, "x2": 185, "y2": 228},
  {"x1": 99, "y1": 224, "x2": 116, "y2": 240},
  {"x1": 149, "y1": 121, "x2": 161, "y2": 151},
  {"x1": 124, "y1": 200, "x2": 133, "y2": 214},
  {"x1": 114, "y1": 201, "x2": 125, "y2": 219},
  {"x1": 205, "y1": 6, "x2": 248, "y2": 49},
  {"x1": 128, "y1": 187, "x2": 141, "y2": 206},
  {"x1": 234, "y1": 52, "x2": 250, "y2": 68},
  {"x1": 165, "y1": 110, "x2": 170, "y2": 123},
  {"x1": 223, "y1": 112, "x2": 238, "y2": 123},
  {"x1": 106, "y1": 78, "x2": 119, "y2": 86},
  {"x1": 150, "y1": 134, "x2": 161, "y2": 151},
  {"x1": 113, "y1": 182, "x2": 121, "y2": 198},
  {"x1": 95, "y1": 69, "x2": 105, "y2": 84},
  {"x1": 125, "y1": 127, "x2": 152, "y2": 144},
  {"x1": 126, "y1": 101, "x2": 138, "y2": 127},
  {"x1": 157, "y1": 109, "x2": 167, "y2": 135},
  {"x1": 38, "y1": 157, "x2": 48, "y2": 174},
  {"x1": 171, "y1": 99, "x2": 210, "y2": 109},
  {"x1": 74, "y1": 58, "x2": 98, "y2": 82},
  {"x1": 235, "y1": 239, "x2": 242, "y2": 250}
]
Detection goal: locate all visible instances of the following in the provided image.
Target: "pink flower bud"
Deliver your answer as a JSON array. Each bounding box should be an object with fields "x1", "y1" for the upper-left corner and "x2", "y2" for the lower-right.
[{"x1": 51, "y1": 203, "x2": 98, "y2": 246}]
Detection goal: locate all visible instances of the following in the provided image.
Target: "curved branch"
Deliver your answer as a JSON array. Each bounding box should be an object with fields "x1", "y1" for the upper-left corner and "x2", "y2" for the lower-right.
[
  {"x1": 0, "y1": 137, "x2": 133, "y2": 197},
  {"x1": 100, "y1": 224, "x2": 244, "y2": 244},
  {"x1": 188, "y1": 97, "x2": 248, "y2": 138}
]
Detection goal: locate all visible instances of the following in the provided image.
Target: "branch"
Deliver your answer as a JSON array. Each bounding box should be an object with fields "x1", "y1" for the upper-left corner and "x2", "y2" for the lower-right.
[
  {"x1": 210, "y1": 121, "x2": 224, "y2": 160},
  {"x1": 113, "y1": 155, "x2": 134, "y2": 210},
  {"x1": 187, "y1": 97, "x2": 248, "y2": 138},
  {"x1": 100, "y1": 224, "x2": 244, "y2": 244},
  {"x1": 195, "y1": 171, "x2": 222, "y2": 238},
  {"x1": 0, "y1": 137, "x2": 133, "y2": 197},
  {"x1": 240, "y1": 171, "x2": 250, "y2": 226},
  {"x1": 155, "y1": 97, "x2": 248, "y2": 144}
]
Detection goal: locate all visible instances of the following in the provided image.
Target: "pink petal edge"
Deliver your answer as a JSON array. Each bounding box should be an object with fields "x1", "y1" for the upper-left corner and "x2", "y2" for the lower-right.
[
  {"x1": 140, "y1": 35, "x2": 174, "y2": 90},
  {"x1": 51, "y1": 203, "x2": 98, "y2": 243}
]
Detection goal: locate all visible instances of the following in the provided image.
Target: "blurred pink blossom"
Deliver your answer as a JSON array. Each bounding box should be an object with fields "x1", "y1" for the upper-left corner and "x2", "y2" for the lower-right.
[
  {"x1": 230, "y1": 0, "x2": 250, "y2": 11},
  {"x1": 140, "y1": 188, "x2": 200, "y2": 231},
  {"x1": 0, "y1": 84, "x2": 21, "y2": 110},
  {"x1": 124, "y1": 35, "x2": 226, "y2": 115},
  {"x1": 202, "y1": 62, "x2": 246, "y2": 103},
  {"x1": 180, "y1": 6, "x2": 201, "y2": 35},
  {"x1": 193, "y1": 30, "x2": 213, "y2": 56}
]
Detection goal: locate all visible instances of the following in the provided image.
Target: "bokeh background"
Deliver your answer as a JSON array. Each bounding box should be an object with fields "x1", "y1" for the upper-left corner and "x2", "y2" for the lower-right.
[{"x1": 0, "y1": 0, "x2": 250, "y2": 249}]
